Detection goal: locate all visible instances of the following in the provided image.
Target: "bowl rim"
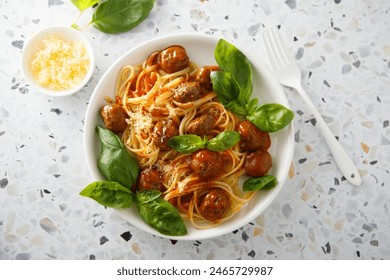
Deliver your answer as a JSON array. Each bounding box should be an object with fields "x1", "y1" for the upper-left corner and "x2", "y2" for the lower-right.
[
  {"x1": 21, "y1": 25, "x2": 95, "y2": 97},
  {"x1": 83, "y1": 32, "x2": 294, "y2": 240}
]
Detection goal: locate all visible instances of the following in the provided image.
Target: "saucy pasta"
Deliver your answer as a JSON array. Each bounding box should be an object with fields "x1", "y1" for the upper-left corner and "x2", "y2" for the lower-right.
[{"x1": 100, "y1": 45, "x2": 273, "y2": 229}]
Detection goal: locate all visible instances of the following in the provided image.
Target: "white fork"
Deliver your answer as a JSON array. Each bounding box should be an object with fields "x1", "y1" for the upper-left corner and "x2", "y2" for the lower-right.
[{"x1": 262, "y1": 26, "x2": 362, "y2": 186}]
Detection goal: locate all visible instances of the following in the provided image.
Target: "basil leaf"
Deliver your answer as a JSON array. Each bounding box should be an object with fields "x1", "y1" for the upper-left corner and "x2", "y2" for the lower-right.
[
  {"x1": 96, "y1": 125, "x2": 139, "y2": 188},
  {"x1": 169, "y1": 131, "x2": 241, "y2": 153},
  {"x1": 245, "y1": 98, "x2": 258, "y2": 115},
  {"x1": 246, "y1": 103, "x2": 294, "y2": 132},
  {"x1": 243, "y1": 175, "x2": 277, "y2": 192},
  {"x1": 135, "y1": 189, "x2": 161, "y2": 204},
  {"x1": 211, "y1": 71, "x2": 240, "y2": 104},
  {"x1": 136, "y1": 190, "x2": 187, "y2": 236},
  {"x1": 211, "y1": 71, "x2": 247, "y2": 116},
  {"x1": 214, "y1": 39, "x2": 253, "y2": 102},
  {"x1": 207, "y1": 131, "x2": 241, "y2": 152},
  {"x1": 71, "y1": 0, "x2": 98, "y2": 12},
  {"x1": 91, "y1": 0, "x2": 155, "y2": 34},
  {"x1": 225, "y1": 100, "x2": 248, "y2": 117},
  {"x1": 80, "y1": 181, "x2": 134, "y2": 208},
  {"x1": 211, "y1": 40, "x2": 293, "y2": 133},
  {"x1": 168, "y1": 134, "x2": 206, "y2": 153}
]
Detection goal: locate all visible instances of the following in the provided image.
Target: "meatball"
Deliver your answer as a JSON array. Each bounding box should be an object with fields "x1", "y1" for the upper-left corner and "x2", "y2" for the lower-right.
[
  {"x1": 172, "y1": 82, "x2": 202, "y2": 103},
  {"x1": 186, "y1": 114, "x2": 216, "y2": 136},
  {"x1": 195, "y1": 66, "x2": 220, "y2": 91},
  {"x1": 245, "y1": 150, "x2": 273, "y2": 177},
  {"x1": 199, "y1": 188, "x2": 230, "y2": 221},
  {"x1": 237, "y1": 120, "x2": 271, "y2": 152},
  {"x1": 137, "y1": 168, "x2": 163, "y2": 192},
  {"x1": 153, "y1": 119, "x2": 179, "y2": 151},
  {"x1": 190, "y1": 149, "x2": 223, "y2": 179},
  {"x1": 100, "y1": 104, "x2": 128, "y2": 134},
  {"x1": 158, "y1": 45, "x2": 189, "y2": 74}
]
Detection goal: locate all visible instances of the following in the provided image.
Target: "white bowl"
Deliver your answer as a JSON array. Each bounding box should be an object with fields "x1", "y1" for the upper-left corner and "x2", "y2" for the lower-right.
[
  {"x1": 83, "y1": 33, "x2": 294, "y2": 240},
  {"x1": 21, "y1": 26, "x2": 94, "y2": 97}
]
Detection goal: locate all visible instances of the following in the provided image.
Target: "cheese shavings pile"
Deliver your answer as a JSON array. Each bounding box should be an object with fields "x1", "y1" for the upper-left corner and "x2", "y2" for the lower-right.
[{"x1": 30, "y1": 34, "x2": 90, "y2": 91}]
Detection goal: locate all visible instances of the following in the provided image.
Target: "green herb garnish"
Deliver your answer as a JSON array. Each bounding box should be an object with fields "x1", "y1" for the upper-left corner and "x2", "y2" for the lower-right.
[
  {"x1": 211, "y1": 39, "x2": 294, "y2": 132},
  {"x1": 71, "y1": 0, "x2": 155, "y2": 34},
  {"x1": 136, "y1": 190, "x2": 187, "y2": 236},
  {"x1": 80, "y1": 181, "x2": 134, "y2": 208},
  {"x1": 96, "y1": 125, "x2": 139, "y2": 189},
  {"x1": 243, "y1": 175, "x2": 277, "y2": 192},
  {"x1": 168, "y1": 131, "x2": 241, "y2": 153}
]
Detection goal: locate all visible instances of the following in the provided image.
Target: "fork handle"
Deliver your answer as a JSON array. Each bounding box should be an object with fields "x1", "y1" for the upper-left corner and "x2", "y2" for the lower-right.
[{"x1": 295, "y1": 84, "x2": 362, "y2": 186}]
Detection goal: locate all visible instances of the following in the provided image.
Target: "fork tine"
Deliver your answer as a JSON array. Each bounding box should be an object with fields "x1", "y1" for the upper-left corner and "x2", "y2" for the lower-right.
[
  {"x1": 261, "y1": 27, "x2": 280, "y2": 71},
  {"x1": 271, "y1": 27, "x2": 293, "y2": 65},
  {"x1": 261, "y1": 27, "x2": 276, "y2": 68},
  {"x1": 262, "y1": 26, "x2": 290, "y2": 71}
]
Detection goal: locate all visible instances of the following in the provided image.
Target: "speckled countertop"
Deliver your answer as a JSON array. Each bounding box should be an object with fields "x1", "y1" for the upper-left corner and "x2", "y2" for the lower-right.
[{"x1": 1, "y1": 0, "x2": 389, "y2": 260}]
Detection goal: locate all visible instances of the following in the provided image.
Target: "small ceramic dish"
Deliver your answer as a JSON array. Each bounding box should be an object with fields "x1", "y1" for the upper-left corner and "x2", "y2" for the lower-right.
[{"x1": 21, "y1": 26, "x2": 94, "y2": 97}]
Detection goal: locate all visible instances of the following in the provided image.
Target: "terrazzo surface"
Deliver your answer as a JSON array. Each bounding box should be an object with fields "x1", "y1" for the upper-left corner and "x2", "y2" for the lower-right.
[{"x1": 1, "y1": 0, "x2": 390, "y2": 260}]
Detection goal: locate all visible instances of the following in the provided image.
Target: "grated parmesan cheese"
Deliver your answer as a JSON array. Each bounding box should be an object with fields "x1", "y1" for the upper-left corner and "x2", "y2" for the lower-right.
[
  {"x1": 129, "y1": 110, "x2": 153, "y2": 132},
  {"x1": 30, "y1": 34, "x2": 90, "y2": 90}
]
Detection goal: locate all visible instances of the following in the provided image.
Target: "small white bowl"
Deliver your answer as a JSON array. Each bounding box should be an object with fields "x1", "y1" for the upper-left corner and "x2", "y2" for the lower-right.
[{"x1": 21, "y1": 26, "x2": 94, "y2": 97}]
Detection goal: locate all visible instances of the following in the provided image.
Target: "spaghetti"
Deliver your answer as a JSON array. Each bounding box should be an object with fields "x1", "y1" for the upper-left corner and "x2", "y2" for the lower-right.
[{"x1": 100, "y1": 45, "x2": 271, "y2": 229}]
